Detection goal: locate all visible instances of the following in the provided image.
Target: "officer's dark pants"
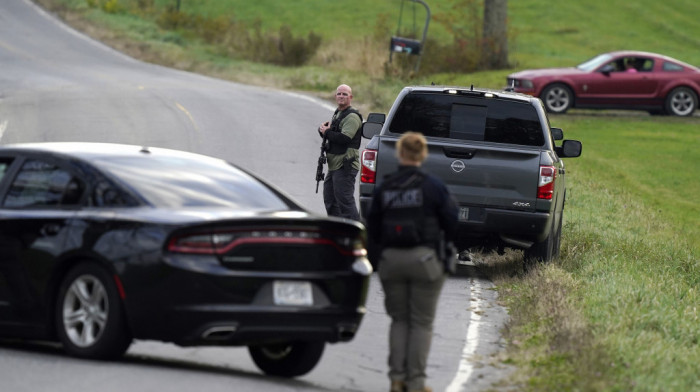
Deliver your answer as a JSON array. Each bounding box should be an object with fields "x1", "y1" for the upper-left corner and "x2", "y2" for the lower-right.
[
  {"x1": 323, "y1": 166, "x2": 360, "y2": 220},
  {"x1": 378, "y1": 246, "x2": 445, "y2": 391}
]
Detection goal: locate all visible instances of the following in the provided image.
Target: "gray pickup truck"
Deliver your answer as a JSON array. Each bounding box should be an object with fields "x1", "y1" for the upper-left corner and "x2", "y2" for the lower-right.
[{"x1": 358, "y1": 85, "x2": 582, "y2": 263}]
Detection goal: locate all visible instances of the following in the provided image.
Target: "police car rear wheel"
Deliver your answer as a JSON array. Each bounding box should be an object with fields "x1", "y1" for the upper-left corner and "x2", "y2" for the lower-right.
[{"x1": 248, "y1": 341, "x2": 325, "y2": 378}]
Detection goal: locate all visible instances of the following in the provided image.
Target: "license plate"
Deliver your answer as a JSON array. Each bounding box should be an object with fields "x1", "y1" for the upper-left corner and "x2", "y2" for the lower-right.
[
  {"x1": 458, "y1": 207, "x2": 470, "y2": 222},
  {"x1": 273, "y1": 281, "x2": 313, "y2": 306}
]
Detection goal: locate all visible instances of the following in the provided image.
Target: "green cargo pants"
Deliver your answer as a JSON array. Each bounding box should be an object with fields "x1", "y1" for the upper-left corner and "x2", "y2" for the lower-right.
[{"x1": 378, "y1": 245, "x2": 446, "y2": 391}]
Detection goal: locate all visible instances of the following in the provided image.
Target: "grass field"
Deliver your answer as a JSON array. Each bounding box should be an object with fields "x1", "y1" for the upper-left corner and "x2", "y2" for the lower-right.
[
  {"x1": 33, "y1": 1, "x2": 700, "y2": 390},
  {"x1": 497, "y1": 114, "x2": 700, "y2": 390},
  {"x1": 145, "y1": 0, "x2": 700, "y2": 69}
]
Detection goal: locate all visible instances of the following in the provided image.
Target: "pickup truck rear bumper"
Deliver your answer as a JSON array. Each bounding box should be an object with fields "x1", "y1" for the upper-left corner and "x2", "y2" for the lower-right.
[
  {"x1": 360, "y1": 196, "x2": 553, "y2": 249},
  {"x1": 466, "y1": 207, "x2": 551, "y2": 246}
]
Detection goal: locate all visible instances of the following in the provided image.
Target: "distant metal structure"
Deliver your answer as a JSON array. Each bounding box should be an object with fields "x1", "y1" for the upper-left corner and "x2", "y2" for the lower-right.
[{"x1": 389, "y1": 0, "x2": 430, "y2": 72}]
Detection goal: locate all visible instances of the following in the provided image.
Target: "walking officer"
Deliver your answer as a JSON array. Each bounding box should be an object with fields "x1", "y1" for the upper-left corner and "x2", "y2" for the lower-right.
[{"x1": 366, "y1": 132, "x2": 458, "y2": 392}]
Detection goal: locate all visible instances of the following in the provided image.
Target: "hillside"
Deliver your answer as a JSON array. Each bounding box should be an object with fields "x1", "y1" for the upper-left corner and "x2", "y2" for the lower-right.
[{"x1": 146, "y1": 0, "x2": 700, "y2": 68}]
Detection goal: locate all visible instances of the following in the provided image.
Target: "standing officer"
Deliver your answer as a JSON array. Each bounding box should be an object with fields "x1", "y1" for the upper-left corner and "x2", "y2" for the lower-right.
[
  {"x1": 318, "y1": 84, "x2": 362, "y2": 220},
  {"x1": 366, "y1": 132, "x2": 458, "y2": 392}
]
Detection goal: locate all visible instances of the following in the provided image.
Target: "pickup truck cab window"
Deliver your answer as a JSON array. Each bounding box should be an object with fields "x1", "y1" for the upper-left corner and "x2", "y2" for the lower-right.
[{"x1": 390, "y1": 93, "x2": 544, "y2": 146}]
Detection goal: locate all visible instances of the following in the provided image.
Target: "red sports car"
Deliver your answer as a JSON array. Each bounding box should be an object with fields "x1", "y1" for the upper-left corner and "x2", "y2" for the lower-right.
[{"x1": 507, "y1": 51, "x2": 700, "y2": 116}]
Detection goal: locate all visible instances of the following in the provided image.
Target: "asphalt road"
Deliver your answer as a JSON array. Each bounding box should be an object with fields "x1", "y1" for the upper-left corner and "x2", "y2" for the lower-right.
[{"x1": 0, "y1": 1, "x2": 511, "y2": 391}]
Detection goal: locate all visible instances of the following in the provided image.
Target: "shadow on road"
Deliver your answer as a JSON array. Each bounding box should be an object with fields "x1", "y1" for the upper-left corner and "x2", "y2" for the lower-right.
[{"x1": 0, "y1": 338, "x2": 329, "y2": 391}]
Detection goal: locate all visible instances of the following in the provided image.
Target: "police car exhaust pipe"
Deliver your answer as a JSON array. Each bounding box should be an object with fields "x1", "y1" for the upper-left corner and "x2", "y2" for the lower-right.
[{"x1": 201, "y1": 325, "x2": 238, "y2": 340}]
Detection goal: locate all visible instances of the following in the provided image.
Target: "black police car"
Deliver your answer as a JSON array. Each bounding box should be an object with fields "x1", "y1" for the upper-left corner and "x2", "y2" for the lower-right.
[{"x1": 0, "y1": 142, "x2": 371, "y2": 377}]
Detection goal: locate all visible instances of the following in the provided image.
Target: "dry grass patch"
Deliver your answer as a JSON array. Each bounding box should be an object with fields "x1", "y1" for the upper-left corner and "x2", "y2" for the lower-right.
[{"x1": 476, "y1": 253, "x2": 615, "y2": 391}]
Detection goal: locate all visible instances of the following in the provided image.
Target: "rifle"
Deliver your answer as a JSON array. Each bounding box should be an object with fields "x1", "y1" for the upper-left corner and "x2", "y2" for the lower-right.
[{"x1": 315, "y1": 131, "x2": 329, "y2": 193}]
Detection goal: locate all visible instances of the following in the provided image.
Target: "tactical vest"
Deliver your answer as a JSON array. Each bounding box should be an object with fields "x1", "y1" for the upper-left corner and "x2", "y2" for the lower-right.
[
  {"x1": 327, "y1": 108, "x2": 363, "y2": 155},
  {"x1": 380, "y1": 171, "x2": 440, "y2": 247}
]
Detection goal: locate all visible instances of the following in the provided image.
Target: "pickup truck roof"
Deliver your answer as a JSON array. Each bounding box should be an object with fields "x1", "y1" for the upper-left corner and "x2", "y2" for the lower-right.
[{"x1": 398, "y1": 85, "x2": 536, "y2": 103}]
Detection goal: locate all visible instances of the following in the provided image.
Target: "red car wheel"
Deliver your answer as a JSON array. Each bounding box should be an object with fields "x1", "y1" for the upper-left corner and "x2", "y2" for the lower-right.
[
  {"x1": 541, "y1": 84, "x2": 573, "y2": 114},
  {"x1": 665, "y1": 87, "x2": 698, "y2": 116}
]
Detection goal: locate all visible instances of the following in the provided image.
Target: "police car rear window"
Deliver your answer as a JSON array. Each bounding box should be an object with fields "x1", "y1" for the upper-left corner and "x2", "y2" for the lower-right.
[{"x1": 389, "y1": 93, "x2": 545, "y2": 146}]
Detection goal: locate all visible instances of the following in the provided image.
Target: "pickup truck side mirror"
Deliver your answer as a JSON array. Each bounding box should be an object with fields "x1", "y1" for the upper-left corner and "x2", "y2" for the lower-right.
[
  {"x1": 361, "y1": 112, "x2": 386, "y2": 139},
  {"x1": 367, "y1": 113, "x2": 386, "y2": 123},
  {"x1": 551, "y1": 127, "x2": 563, "y2": 140},
  {"x1": 555, "y1": 140, "x2": 582, "y2": 158},
  {"x1": 361, "y1": 122, "x2": 383, "y2": 139}
]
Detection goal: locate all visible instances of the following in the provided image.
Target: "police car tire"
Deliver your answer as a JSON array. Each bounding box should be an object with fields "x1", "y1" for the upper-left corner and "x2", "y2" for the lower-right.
[
  {"x1": 55, "y1": 262, "x2": 132, "y2": 359},
  {"x1": 248, "y1": 341, "x2": 325, "y2": 378}
]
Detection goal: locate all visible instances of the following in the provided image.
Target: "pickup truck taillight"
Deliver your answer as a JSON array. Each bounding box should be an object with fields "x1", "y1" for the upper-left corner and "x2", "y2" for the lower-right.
[
  {"x1": 361, "y1": 149, "x2": 377, "y2": 183},
  {"x1": 537, "y1": 166, "x2": 556, "y2": 199}
]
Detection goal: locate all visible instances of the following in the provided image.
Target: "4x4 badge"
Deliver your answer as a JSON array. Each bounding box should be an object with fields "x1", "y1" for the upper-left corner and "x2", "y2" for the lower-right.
[{"x1": 451, "y1": 160, "x2": 466, "y2": 173}]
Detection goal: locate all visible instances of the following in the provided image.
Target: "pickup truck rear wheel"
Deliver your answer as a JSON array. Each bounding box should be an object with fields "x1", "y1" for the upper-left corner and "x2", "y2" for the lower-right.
[
  {"x1": 524, "y1": 218, "x2": 561, "y2": 266},
  {"x1": 552, "y1": 215, "x2": 563, "y2": 259}
]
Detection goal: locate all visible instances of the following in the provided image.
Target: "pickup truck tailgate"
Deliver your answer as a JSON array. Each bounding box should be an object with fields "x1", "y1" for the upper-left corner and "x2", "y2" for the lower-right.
[{"x1": 375, "y1": 137, "x2": 541, "y2": 213}]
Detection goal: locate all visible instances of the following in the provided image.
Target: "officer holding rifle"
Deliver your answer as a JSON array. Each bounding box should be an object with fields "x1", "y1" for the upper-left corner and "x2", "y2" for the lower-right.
[{"x1": 317, "y1": 84, "x2": 362, "y2": 221}]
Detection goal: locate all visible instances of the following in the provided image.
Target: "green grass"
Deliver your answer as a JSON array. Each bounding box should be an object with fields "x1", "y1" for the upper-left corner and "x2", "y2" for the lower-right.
[
  {"x1": 33, "y1": 1, "x2": 700, "y2": 390},
  {"x1": 507, "y1": 0, "x2": 700, "y2": 68},
  {"x1": 143, "y1": 0, "x2": 700, "y2": 69},
  {"x1": 560, "y1": 114, "x2": 700, "y2": 250},
  {"x1": 150, "y1": 0, "x2": 445, "y2": 40},
  {"x1": 38, "y1": 0, "x2": 700, "y2": 113},
  {"x1": 146, "y1": 0, "x2": 700, "y2": 65}
]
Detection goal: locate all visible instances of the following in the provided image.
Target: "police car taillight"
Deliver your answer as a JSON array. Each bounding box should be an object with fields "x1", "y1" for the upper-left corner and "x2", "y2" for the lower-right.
[
  {"x1": 537, "y1": 165, "x2": 556, "y2": 199},
  {"x1": 361, "y1": 149, "x2": 377, "y2": 183}
]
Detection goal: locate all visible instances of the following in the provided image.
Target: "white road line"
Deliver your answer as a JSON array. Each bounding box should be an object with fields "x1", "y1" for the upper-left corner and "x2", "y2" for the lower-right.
[
  {"x1": 445, "y1": 279, "x2": 484, "y2": 392},
  {"x1": 0, "y1": 120, "x2": 7, "y2": 142},
  {"x1": 284, "y1": 91, "x2": 336, "y2": 112}
]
